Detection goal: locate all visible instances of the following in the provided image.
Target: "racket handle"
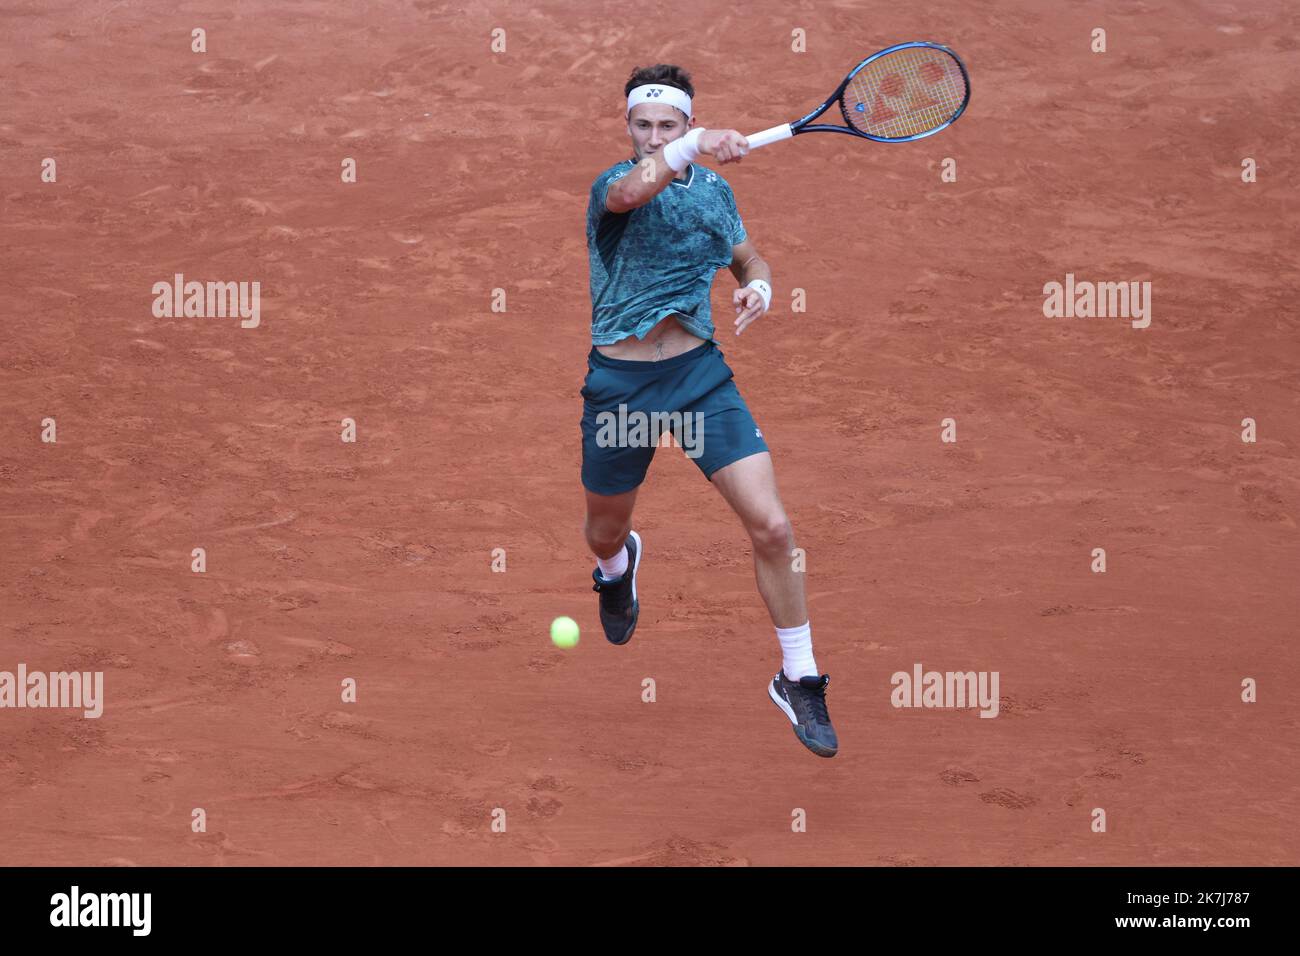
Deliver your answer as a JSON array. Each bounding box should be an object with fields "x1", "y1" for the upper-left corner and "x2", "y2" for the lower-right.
[{"x1": 744, "y1": 124, "x2": 793, "y2": 151}]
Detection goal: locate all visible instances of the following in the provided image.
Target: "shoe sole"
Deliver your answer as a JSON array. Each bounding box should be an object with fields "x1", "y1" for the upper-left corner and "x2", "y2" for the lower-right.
[
  {"x1": 605, "y1": 530, "x2": 642, "y2": 646},
  {"x1": 768, "y1": 678, "x2": 838, "y2": 758}
]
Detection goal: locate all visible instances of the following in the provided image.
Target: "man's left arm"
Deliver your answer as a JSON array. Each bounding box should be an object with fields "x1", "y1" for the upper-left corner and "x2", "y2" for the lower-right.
[{"x1": 728, "y1": 238, "x2": 772, "y2": 337}]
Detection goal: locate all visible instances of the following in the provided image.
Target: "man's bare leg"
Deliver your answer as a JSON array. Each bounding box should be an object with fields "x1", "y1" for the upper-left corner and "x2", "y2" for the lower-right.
[
  {"x1": 584, "y1": 486, "x2": 638, "y2": 561},
  {"x1": 708, "y1": 453, "x2": 805, "y2": 628},
  {"x1": 711, "y1": 451, "x2": 838, "y2": 756}
]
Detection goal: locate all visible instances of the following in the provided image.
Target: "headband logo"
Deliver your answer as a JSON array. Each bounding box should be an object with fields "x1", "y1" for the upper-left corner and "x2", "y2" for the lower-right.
[{"x1": 647, "y1": 88, "x2": 662, "y2": 97}]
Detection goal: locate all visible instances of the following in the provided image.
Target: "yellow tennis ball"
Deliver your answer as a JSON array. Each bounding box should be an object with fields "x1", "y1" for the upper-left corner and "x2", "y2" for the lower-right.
[{"x1": 550, "y1": 616, "x2": 580, "y2": 649}]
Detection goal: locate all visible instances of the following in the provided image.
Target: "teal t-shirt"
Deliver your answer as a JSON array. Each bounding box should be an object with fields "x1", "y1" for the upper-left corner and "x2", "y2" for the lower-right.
[{"x1": 586, "y1": 159, "x2": 747, "y2": 345}]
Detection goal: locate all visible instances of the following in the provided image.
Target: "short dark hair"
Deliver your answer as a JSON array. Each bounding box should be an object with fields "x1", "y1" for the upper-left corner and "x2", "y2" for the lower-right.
[{"x1": 623, "y1": 63, "x2": 695, "y2": 100}]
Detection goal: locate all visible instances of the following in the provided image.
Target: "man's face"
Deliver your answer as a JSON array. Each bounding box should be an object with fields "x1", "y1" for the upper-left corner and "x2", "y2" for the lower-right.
[{"x1": 627, "y1": 102, "x2": 694, "y2": 163}]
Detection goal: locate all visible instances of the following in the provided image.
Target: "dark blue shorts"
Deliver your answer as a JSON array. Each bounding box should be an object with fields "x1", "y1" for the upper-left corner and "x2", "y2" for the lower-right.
[{"x1": 580, "y1": 340, "x2": 769, "y2": 496}]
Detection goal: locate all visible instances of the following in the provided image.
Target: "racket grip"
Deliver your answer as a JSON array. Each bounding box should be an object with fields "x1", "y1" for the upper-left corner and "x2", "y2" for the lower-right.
[{"x1": 744, "y1": 124, "x2": 793, "y2": 151}]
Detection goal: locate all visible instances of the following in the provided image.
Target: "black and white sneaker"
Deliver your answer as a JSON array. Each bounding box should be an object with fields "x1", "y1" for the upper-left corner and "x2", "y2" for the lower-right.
[
  {"x1": 591, "y1": 530, "x2": 641, "y2": 645},
  {"x1": 769, "y1": 672, "x2": 839, "y2": 757}
]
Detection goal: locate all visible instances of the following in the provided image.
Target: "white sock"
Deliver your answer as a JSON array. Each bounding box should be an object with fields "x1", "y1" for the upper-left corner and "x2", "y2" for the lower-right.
[
  {"x1": 596, "y1": 541, "x2": 629, "y2": 581},
  {"x1": 777, "y1": 621, "x2": 817, "y2": 681}
]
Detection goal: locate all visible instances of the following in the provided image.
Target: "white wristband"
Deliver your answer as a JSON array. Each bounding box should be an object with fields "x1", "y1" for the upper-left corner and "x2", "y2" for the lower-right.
[
  {"x1": 747, "y1": 279, "x2": 772, "y2": 313},
  {"x1": 662, "y1": 127, "x2": 706, "y2": 173}
]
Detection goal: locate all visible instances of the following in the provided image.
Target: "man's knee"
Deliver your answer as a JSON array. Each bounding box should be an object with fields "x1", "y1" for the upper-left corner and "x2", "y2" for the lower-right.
[
  {"x1": 749, "y1": 513, "x2": 793, "y2": 556},
  {"x1": 585, "y1": 511, "x2": 632, "y2": 552}
]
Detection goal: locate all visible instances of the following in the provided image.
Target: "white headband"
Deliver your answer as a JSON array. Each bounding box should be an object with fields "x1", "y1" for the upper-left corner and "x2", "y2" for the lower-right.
[{"x1": 626, "y1": 84, "x2": 692, "y2": 119}]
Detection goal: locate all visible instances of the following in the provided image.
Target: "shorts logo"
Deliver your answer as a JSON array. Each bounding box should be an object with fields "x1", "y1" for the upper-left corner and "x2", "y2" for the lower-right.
[
  {"x1": 755, "y1": 428, "x2": 762, "y2": 438},
  {"x1": 595, "y1": 404, "x2": 705, "y2": 459}
]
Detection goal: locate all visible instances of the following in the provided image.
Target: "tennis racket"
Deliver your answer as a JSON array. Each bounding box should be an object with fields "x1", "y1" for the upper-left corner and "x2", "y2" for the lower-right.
[{"x1": 745, "y1": 41, "x2": 970, "y2": 150}]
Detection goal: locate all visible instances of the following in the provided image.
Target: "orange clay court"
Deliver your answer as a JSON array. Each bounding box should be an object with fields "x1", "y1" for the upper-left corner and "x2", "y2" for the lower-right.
[{"x1": 1, "y1": 0, "x2": 1297, "y2": 866}]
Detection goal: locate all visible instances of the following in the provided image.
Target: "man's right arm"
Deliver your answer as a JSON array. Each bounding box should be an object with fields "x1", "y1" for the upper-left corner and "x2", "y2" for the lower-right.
[
  {"x1": 606, "y1": 128, "x2": 750, "y2": 214},
  {"x1": 605, "y1": 151, "x2": 678, "y2": 214}
]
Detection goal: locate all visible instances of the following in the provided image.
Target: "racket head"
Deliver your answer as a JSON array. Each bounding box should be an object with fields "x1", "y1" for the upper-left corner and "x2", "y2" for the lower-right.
[{"x1": 837, "y1": 42, "x2": 969, "y2": 142}]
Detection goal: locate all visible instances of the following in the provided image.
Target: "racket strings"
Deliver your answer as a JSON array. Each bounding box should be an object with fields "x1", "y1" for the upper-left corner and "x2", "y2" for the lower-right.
[{"x1": 842, "y1": 47, "x2": 966, "y2": 139}]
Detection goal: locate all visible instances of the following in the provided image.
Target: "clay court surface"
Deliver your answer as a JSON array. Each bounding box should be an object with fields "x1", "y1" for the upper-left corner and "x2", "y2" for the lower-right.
[{"x1": 2, "y1": 0, "x2": 1297, "y2": 866}]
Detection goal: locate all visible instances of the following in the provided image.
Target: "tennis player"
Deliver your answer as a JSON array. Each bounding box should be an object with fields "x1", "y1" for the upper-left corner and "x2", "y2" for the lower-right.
[{"x1": 581, "y1": 64, "x2": 838, "y2": 757}]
